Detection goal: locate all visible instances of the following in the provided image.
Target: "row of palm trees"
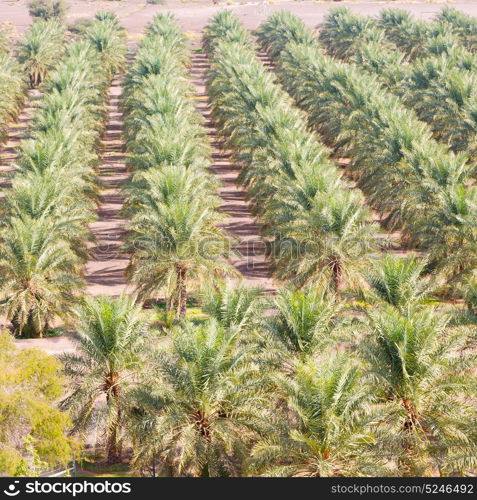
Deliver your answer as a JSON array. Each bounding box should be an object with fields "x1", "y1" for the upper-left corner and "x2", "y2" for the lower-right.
[
  {"x1": 318, "y1": 7, "x2": 477, "y2": 158},
  {"x1": 378, "y1": 8, "x2": 461, "y2": 60},
  {"x1": 205, "y1": 11, "x2": 380, "y2": 291},
  {"x1": 438, "y1": 6, "x2": 477, "y2": 51},
  {"x1": 0, "y1": 13, "x2": 126, "y2": 337},
  {"x1": 256, "y1": 11, "x2": 477, "y2": 288},
  {"x1": 122, "y1": 13, "x2": 235, "y2": 317},
  {"x1": 60, "y1": 257, "x2": 476, "y2": 475},
  {"x1": 0, "y1": 17, "x2": 70, "y2": 150},
  {"x1": 0, "y1": 37, "x2": 25, "y2": 145}
]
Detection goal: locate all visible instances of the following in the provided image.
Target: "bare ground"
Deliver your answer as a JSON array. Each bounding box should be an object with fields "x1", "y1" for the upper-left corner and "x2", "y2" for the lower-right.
[
  {"x1": 84, "y1": 76, "x2": 131, "y2": 298},
  {"x1": 190, "y1": 40, "x2": 275, "y2": 292}
]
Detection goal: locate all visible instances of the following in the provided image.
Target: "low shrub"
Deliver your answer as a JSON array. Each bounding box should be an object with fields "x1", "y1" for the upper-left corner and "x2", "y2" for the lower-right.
[{"x1": 28, "y1": 0, "x2": 68, "y2": 22}]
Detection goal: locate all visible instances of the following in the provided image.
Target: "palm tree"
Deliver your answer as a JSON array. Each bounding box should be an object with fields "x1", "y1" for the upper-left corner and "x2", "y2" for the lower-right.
[
  {"x1": 358, "y1": 255, "x2": 433, "y2": 314},
  {"x1": 265, "y1": 287, "x2": 341, "y2": 361},
  {"x1": 18, "y1": 19, "x2": 65, "y2": 87},
  {"x1": 318, "y1": 7, "x2": 386, "y2": 60},
  {"x1": 255, "y1": 10, "x2": 315, "y2": 59},
  {"x1": 128, "y1": 319, "x2": 273, "y2": 476},
  {"x1": 249, "y1": 353, "x2": 387, "y2": 477},
  {"x1": 200, "y1": 281, "x2": 264, "y2": 333},
  {"x1": 4, "y1": 169, "x2": 96, "y2": 261},
  {"x1": 0, "y1": 216, "x2": 83, "y2": 337},
  {"x1": 363, "y1": 306, "x2": 476, "y2": 475},
  {"x1": 85, "y1": 14, "x2": 126, "y2": 76},
  {"x1": 60, "y1": 295, "x2": 148, "y2": 463},
  {"x1": 0, "y1": 52, "x2": 26, "y2": 144},
  {"x1": 270, "y1": 189, "x2": 380, "y2": 291},
  {"x1": 125, "y1": 167, "x2": 236, "y2": 317}
]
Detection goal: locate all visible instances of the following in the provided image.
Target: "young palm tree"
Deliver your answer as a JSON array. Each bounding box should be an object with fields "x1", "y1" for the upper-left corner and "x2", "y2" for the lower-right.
[
  {"x1": 0, "y1": 216, "x2": 82, "y2": 337},
  {"x1": 128, "y1": 319, "x2": 273, "y2": 476},
  {"x1": 270, "y1": 189, "x2": 380, "y2": 291},
  {"x1": 126, "y1": 180, "x2": 236, "y2": 317},
  {"x1": 363, "y1": 306, "x2": 476, "y2": 475},
  {"x1": 249, "y1": 353, "x2": 387, "y2": 477},
  {"x1": 359, "y1": 255, "x2": 433, "y2": 314},
  {"x1": 438, "y1": 6, "x2": 477, "y2": 51},
  {"x1": 85, "y1": 13, "x2": 127, "y2": 76},
  {"x1": 200, "y1": 281, "x2": 264, "y2": 333},
  {"x1": 265, "y1": 287, "x2": 341, "y2": 362},
  {"x1": 60, "y1": 296, "x2": 148, "y2": 463},
  {"x1": 18, "y1": 19, "x2": 65, "y2": 87},
  {"x1": 0, "y1": 52, "x2": 26, "y2": 144}
]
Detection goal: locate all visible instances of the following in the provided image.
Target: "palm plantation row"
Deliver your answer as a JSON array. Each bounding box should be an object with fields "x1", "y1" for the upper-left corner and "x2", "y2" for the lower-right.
[
  {"x1": 318, "y1": 8, "x2": 477, "y2": 159},
  {"x1": 206, "y1": 11, "x2": 379, "y2": 291},
  {"x1": 0, "y1": 13, "x2": 126, "y2": 337},
  {"x1": 122, "y1": 13, "x2": 235, "y2": 316},
  {"x1": 256, "y1": 10, "x2": 477, "y2": 288}
]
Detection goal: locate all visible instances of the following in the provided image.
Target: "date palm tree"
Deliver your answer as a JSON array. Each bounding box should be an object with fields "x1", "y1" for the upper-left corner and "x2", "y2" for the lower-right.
[
  {"x1": 18, "y1": 19, "x2": 65, "y2": 87},
  {"x1": 0, "y1": 52, "x2": 26, "y2": 143},
  {"x1": 60, "y1": 295, "x2": 149, "y2": 463},
  {"x1": 358, "y1": 255, "x2": 433, "y2": 314},
  {"x1": 0, "y1": 216, "x2": 82, "y2": 337},
  {"x1": 265, "y1": 287, "x2": 341, "y2": 362},
  {"x1": 270, "y1": 189, "x2": 380, "y2": 291},
  {"x1": 128, "y1": 320, "x2": 273, "y2": 476},
  {"x1": 249, "y1": 353, "x2": 387, "y2": 477},
  {"x1": 363, "y1": 306, "x2": 476, "y2": 475},
  {"x1": 125, "y1": 166, "x2": 236, "y2": 317}
]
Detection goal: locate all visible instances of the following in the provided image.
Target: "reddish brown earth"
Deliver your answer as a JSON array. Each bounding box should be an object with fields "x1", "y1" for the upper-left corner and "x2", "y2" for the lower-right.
[
  {"x1": 84, "y1": 76, "x2": 131, "y2": 298},
  {"x1": 3, "y1": 0, "x2": 477, "y2": 36},
  {"x1": 0, "y1": 89, "x2": 38, "y2": 194},
  {"x1": 190, "y1": 39, "x2": 275, "y2": 292}
]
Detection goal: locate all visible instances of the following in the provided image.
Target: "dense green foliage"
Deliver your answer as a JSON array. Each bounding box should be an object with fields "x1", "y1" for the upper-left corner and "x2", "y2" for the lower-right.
[
  {"x1": 123, "y1": 14, "x2": 235, "y2": 316},
  {"x1": 1, "y1": 8, "x2": 475, "y2": 479},
  {"x1": 257, "y1": 10, "x2": 477, "y2": 286},
  {"x1": 206, "y1": 11, "x2": 380, "y2": 291},
  {"x1": 0, "y1": 330, "x2": 76, "y2": 475},
  {"x1": 18, "y1": 19, "x2": 65, "y2": 87},
  {"x1": 0, "y1": 14, "x2": 126, "y2": 337},
  {"x1": 28, "y1": 0, "x2": 69, "y2": 22}
]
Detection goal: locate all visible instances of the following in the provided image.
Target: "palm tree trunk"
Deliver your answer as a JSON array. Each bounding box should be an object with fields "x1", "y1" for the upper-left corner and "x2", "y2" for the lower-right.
[
  {"x1": 176, "y1": 265, "x2": 187, "y2": 318},
  {"x1": 107, "y1": 420, "x2": 120, "y2": 464},
  {"x1": 329, "y1": 257, "x2": 343, "y2": 292},
  {"x1": 106, "y1": 377, "x2": 122, "y2": 464}
]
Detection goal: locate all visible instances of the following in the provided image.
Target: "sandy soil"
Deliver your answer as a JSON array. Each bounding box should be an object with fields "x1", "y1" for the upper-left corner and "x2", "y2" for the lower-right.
[
  {"x1": 84, "y1": 75, "x2": 131, "y2": 298},
  {"x1": 190, "y1": 39, "x2": 275, "y2": 292},
  {"x1": 2, "y1": 0, "x2": 477, "y2": 37}
]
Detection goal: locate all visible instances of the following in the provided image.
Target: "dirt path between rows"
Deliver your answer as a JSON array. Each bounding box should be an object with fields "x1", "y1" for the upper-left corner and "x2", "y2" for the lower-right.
[
  {"x1": 84, "y1": 75, "x2": 130, "y2": 298},
  {"x1": 0, "y1": 89, "x2": 38, "y2": 196},
  {"x1": 190, "y1": 39, "x2": 274, "y2": 292}
]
